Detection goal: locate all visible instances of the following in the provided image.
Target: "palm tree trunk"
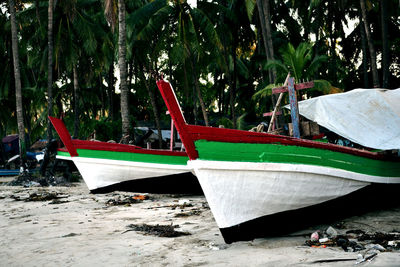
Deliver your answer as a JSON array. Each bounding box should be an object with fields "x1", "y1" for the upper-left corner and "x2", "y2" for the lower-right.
[
  {"x1": 230, "y1": 42, "x2": 237, "y2": 129},
  {"x1": 380, "y1": 0, "x2": 389, "y2": 88},
  {"x1": 47, "y1": 0, "x2": 54, "y2": 140},
  {"x1": 107, "y1": 63, "x2": 114, "y2": 120},
  {"x1": 263, "y1": 0, "x2": 276, "y2": 82},
  {"x1": 35, "y1": 0, "x2": 41, "y2": 25},
  {"x1": 73, "y1": 65, "x2": 79, "y2": 138},
  {"x1": 141, "y1": 65, "x2": 163, "y2": 149},
  {"x1": 118, "y1": 0, "x2": 131, "y2": 143},
  {"x1": 359, "y1": 13, "x2": 369, "y2": 88},
  {"x1": 257, "y1": 0, "x2": 276, "y2": 84},
  {"x1": 259, "y1": 0, "x2": 281, "y2": 127},
  {"x1": 189, "y1": 56, "x2": 209, "y2": 126},
  {"x1": 9, "y1": 0, "x2": 26, "y2": 170},
  {"x1": 360, "y1": 0, "x2": 380, "y2": 88},
  {"x1": 182, "y1": 61, "x2": 193, "y2": 122},
  {"x1": 256, "y1": 0, "x2": 268, "y2": 59}
]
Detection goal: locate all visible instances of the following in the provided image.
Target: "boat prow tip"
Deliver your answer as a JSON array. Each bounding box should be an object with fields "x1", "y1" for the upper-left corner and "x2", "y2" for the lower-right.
[{"x1": 48, "y1": 116, "x2": 78, "y2": 157}]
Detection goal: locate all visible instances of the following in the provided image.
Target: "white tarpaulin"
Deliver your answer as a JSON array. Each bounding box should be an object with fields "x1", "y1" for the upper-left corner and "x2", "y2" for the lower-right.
[{"x1": 285, "y1": 88, "x2": 400, "y2": 150}]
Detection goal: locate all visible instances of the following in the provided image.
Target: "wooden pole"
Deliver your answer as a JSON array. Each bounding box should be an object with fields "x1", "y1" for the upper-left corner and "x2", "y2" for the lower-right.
[
  {"x1": 267, "y1": 73, "x2": 290, "y2": 132},
  {"x1": 288, "y1": 77, "x2": 300, "y2": 138}
]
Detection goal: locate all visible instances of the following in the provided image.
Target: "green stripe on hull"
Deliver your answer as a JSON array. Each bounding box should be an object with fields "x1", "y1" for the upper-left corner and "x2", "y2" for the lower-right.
[
  {"x1": 194, "y1": 140, "x2": 400, "y2": 178},
  {"x1": 76, "y1": 149, "x2": 188, "y2": 166},
  {"x1": 57, "y1": 151, "x2": 71, "y2": 157}
]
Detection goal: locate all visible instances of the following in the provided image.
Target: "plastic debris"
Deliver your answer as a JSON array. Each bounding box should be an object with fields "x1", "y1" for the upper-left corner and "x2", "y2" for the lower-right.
[
  {"x1": 209, "y1": 242, "x2": 220, "y2": 250},
  {"x1": 310, "y1": 231, "x2": 319, "y2": 242},
  {"x1": 356, "y1": 251, "x2": 378, "y2": 264},
  {"x1": 326, "y1": 226, "x2": 338, "y2": 238},
  {"x1": 388, "y1": 240, "x2": 400, "y2": 247},
  {"x1": 365, "y1": 244, "x2": 385, "y2": 252},
  {"x1": 178, "y1": 199, "x2": 190, "y2": 205},
  {"x1": 319, "y1": 237, "x2": 329, "y2": 243},
  {"x1": 132, "y1": 194, "x2": 149, "y2": 200}
]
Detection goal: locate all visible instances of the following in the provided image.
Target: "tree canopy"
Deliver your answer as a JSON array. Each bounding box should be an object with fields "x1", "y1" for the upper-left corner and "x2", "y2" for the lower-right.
[{"x1": 1, "y1": 0, "x2": 399, "y2": 146}]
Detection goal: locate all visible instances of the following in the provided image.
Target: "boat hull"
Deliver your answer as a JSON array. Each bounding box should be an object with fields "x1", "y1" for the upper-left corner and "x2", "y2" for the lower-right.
[
  {"x1": 190, "y1": 159, "x2": 400, "y2": 243},
  {"x1": 56, "y1": 151, "x2": 199, "y2": 193},
  {"x1": 190, "y1": 160, "x2": 368, "y2": 225},
  {"x1": 156, "y1": 80, "x2": 400, "y2": 243},
  {"x1": 73, "y1": 156, "x2": 191, "y2": 191}
]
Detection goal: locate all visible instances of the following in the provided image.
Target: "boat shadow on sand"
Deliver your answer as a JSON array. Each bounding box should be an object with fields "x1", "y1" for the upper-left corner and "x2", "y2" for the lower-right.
[{"x1": 90, "y1": 172, "x2": 203, "y2": 195}]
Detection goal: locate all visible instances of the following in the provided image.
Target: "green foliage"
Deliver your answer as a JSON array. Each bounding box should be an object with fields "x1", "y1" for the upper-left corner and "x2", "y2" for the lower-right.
[
  {"x1": 216, "y1": 117, "x2": 233, "y2": 129},
  {"x1": 236, "y1": 113, "x2": 247, "y2": 130},
  {"x1": 2, "y1": 0, "x2": 400, "y2": 141},
  {"x1": 265, "y1": 42, "x2": 328, "y2": 82},
  {"x1": 253, "y1": 42, "x2": 332, "y2": 102},
  {"x1": 93, "y1": 118, "x2": 121, "y2": 142}
]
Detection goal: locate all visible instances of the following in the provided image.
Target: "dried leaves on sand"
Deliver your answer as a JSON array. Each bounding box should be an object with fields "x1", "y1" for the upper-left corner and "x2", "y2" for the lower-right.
[{"x1": 123, "y1": 224, "x2": 191, "y2": 237}]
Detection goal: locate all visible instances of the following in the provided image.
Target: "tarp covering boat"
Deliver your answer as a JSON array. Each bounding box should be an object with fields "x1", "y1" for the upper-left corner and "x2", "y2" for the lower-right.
[{"x1": 286, "y1": 88, "x2": 400, "y2": 150}]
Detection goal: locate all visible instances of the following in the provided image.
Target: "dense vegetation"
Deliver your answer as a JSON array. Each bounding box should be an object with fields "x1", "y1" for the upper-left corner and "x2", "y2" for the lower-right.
[{"x1": 1, "y1": 0, "x2": 400, "y2": 150}]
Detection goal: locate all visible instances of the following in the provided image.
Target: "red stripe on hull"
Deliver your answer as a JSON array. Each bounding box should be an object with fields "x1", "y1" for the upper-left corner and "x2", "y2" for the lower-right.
[{"x1": 72, "y1": 139, "x2": 187, "y2": 157}]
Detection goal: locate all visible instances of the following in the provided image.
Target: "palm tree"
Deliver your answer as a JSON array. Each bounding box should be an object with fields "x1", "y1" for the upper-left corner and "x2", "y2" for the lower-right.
[
  {"x1": 359, "y1": 0, "x2": 379, "y2": 87},
  {"x1": 47, "y1": 0, "x2": 54, "y2": 140},
  {"x1": 8, "y1": 0, "x2": 27, "y2": 171},
  {"x1": 105, "y1": 0, "x2": 131, "y2": 143},
  {"x1": 256, "y1": 0, "x2": 276, "y2": 83},
  {"x1": 73, "y1": 65, "x2": 79, "y2": 138},
  {"x1": 253, "y1": 42, "x2": 331, "y2": 100},
  {"x1": 198, "y1": 0, "x2": 254, "y2": 128},
  {"x1": 380, "y1": 0, "x2": 389, "y2": 88},
  {"x1": 131, "y1": 0, "x2": 219, "y2": 126},
  {"x1": 118, "y1": 0, "x2": 130, "y2": 143}
]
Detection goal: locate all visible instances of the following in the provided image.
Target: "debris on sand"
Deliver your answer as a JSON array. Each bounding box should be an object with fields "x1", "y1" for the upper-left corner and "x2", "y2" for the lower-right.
[
  {"x1": 122, "y1": 223, "x2": 191, "y2": 237},
  {"x1": 305, "y1": 226, "x2": 400, "y2": 253},
  {"x1": 49, "y1": 199, "x2": 69, "y2": 204},
  {"x1": 61, "y1": 233, "x2": 81, "y2": 238},
  {"x1": 174, "y1": 208, "x2": 202, "y2": 217},
  {"x1": 105, "y1": 194, "x2": 150, "y2": 206},
  {"x1": 11, "y1": 192, "x2": 68, "y2": 202},
  {"x1": 7, "y1": 173, "x2": 77, "y2": 187},
  {"x1": 148, "y1": 199, "x2": 194, "y2": 210}
]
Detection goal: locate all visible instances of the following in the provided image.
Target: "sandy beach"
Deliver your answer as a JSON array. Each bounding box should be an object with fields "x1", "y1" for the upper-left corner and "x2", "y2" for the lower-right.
[{"x1": 1, "y1": 177, "x2": 400, "y2": 266}]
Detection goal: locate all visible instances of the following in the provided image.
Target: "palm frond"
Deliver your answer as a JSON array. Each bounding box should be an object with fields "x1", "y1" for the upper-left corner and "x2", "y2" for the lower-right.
[
  {"x1": 264, "y1": 59, "x2": 289, "y2": 75},
  {"x1": 244, "y1": 0, "x2": 256, "y2": 20},
  {"x1": 252, "y1": 83, "x2": 278, "y2": 100},
  {"x1": 305, "y1": 55, "x2": 328, "y2": 78},
  {"x1": 310, "y1": 79, "x2": 332, "y2": 94},
  {"x1": 236, "y1": 113, "x2": 247, "y2": 130}
]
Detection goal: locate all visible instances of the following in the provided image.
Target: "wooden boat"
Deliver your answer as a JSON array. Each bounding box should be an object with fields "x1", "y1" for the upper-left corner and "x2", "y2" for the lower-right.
[
  {"x1": 49, "y1": 117, "x2": 200, "y2": 194},
  {"x1": 156, "y1": 79, "x2": 400, "y2": 243}
]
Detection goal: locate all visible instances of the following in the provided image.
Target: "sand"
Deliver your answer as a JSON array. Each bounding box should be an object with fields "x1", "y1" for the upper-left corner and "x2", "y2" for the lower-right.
[{"x1": 1, "y1": 178, "x2": 400, "y2": 266}]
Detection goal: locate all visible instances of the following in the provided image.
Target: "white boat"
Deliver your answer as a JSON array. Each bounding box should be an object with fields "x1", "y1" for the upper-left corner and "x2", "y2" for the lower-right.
[
  {"x1": 49, "y1": 117, "x2": 200, "y2": 194},
  {"x1": 157, "y1": 80, "x2": 400, "y2": 243}
]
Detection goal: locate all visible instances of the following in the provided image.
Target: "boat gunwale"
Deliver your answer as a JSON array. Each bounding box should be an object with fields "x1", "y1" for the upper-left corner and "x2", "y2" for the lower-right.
[{"x1": 71, "y1": 140, "x2": 188, "y2": 157}]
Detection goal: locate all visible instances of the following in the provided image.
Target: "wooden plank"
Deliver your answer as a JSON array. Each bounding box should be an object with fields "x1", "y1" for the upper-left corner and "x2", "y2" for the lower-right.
[
  {"x1": 288, "y1": 77, "x2": 301, "y2": 138},
  {"x1": 272, "y1": 81, "x2": 314, "y2": 94},
  {"x1": 263, "y1": 111, "x2": 282, "y2": 117}
]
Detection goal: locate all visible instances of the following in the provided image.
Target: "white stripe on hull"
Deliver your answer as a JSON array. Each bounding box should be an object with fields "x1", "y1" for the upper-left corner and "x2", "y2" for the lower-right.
[
  {"x1": 189, "y1": 160, "x2": 370, "y2": 228},
  {"x1": 72, "y1": 157, "x2": 190, "y2": 190},
  {"x1": 56, "y1": 155, "x2": 72, "y2": 161}
]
